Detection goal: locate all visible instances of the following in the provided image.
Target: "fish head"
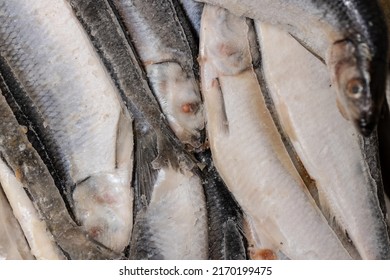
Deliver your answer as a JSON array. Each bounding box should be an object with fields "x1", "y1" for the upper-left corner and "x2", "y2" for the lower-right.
[{"x1": 329, "y1": 39, "x2": 387, "y2": 136}]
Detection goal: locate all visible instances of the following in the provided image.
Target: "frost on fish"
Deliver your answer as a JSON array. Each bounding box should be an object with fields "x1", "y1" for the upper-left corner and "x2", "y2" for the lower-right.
[
  {"x1": 130, "y1": 166, "x2": 208, "y2": 260},
  {"x1": 199, "y1": 5, "x2": 351, "y2": 259},
  {"x1": 0, "y1": 0, "x2": 134, "y2": 253},
  {"x1": 257, "y1": 22, "x2": 390, "y2": 259},
  {"x1": 0, "y1": 184, "x2": 34, "y2": 260},
  {"x1": 111, "y1": 0, "x2": 204, "y2": 149},
  {"x1": 197, "y1": 0, "x2": 388, "y2": 137}
]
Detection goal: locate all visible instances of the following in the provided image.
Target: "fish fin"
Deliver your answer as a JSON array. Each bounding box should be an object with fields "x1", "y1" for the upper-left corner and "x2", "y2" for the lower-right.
[
  {"x1": 133, "y1": 126, "x2": 159, "y2": 213},
  {"x1": 223, "y1": 219, "x2": 247, "y2": 260}
]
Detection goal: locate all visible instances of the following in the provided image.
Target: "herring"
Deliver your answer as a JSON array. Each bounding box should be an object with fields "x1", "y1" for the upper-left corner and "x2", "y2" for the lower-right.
[
  {"x1": 0, "y1": 0, "x2": 134, "y2": 253},
  {"x1": 196, "y1": 0, "x2": 389, "y2": 136},
  {"x1": 130, "y1": 166, "x2": 208, "y2": 259},
  {"x1": 199, "y1": 5, "x2": 351, "y2": 259},
  {"x1": 111, "y1": 0, "x2": 205, "y2": 149},
  {"x1": 0, "y1": 93, "x2": 119, "y2": 259},
  {"x1": 256, "y1": 22, "x2": 390, "y2": 259}
]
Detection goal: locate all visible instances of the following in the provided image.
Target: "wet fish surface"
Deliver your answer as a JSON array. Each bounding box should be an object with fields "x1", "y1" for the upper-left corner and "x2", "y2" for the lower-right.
[
  {"x1": 257, "y1": 22, "x2": 390, "y2": 259},
  {"x1": 196, "y1": 0, "x2": 389, "y2": 137},
  {"x1": 199, "y1": 5, "x2": 351, "y2": 259},
  {"x1": 0, "y1": 0, "x2": 134, "y2": 253},
  {"x1": 110, "y1": 0, "x2": 205, "y2": 149}
]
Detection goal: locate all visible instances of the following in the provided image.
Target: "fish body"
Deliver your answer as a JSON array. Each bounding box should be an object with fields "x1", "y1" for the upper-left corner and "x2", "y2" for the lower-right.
[
  {"x1": 196, "y1": 0, "x2": 388, "y2": 136},
  {"x1": 0, "y1": 0, "x2": 134, "y2": 253},
  {"x1": 130, "y1": 165, "x2": 208, "y2": 259},
  {"x1": 0, "y1": 93, "x2": 118, "y2": 259},
  {"x1": 199, "y1": 5, "x2": 351, "y2": 259},
  {"x1": 111, "y1": 0, "x2": 204, "y2": 149},
  {"x1": 257, "y1": 22, "x2": 390, "y2": 259}
]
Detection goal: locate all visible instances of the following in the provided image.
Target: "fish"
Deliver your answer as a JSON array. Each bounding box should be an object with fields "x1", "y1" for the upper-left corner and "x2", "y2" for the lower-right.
[
  {"x1": 0, "y1": 183, "x2": 34, "y2": 260},
  {"x1": 196, "y1": 150, "x2": 247, "y2": 260},
  {"x1": 129, "y1": 166, "x2": 208, "y2": 259},
  {"x1": 0, "y1": 93, "x2": 119, "y2": 260},
  {"x1": 110, "y1": 0, "x2": 205, "y2": 149},
  {"x1": 196, "y1": 0, "x2": 389, "y2": 137},
  {"x1": 199, "y1": 5, "x2": 351, "y2": 259},
  {"x1": 129, "y1": 121, "x2": 208, "y2": 259},
  {"x1": 256, "y1": 22, "x2": 390, "y2": 259},
  {"x1": 0, "y1": 0, "x2": 134, "y2": 253},
  {"x1": 68, "y1": 0, "x2": 193, "y2": 171}
]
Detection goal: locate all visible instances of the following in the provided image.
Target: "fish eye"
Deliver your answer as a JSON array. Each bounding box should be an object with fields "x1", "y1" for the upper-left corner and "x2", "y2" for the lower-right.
[{"x1": 346, "y1": 78, "x2": 364, "y2": 97}]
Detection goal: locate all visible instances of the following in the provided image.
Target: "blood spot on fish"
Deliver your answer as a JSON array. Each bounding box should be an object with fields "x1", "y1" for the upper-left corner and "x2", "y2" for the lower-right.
[
  {"x1": 218, "y1": 43, "x2": 237, "y2": 58},
  {"x1": 89, "y1": 226, "x2": 103, "y2": 239},
  {"x1": 250, "y1": 248, "x2": 277, "y2": 260},
  {"x1": 181, "y1": 103, "x2": 197, "y2": 114},
  {"x1": 95, "y1": 193, "x2": 116, "y2": 204}
]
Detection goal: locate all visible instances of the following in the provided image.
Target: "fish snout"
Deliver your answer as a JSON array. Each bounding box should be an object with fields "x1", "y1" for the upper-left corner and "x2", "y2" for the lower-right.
[{"x1": 355, "y1": 109, "x2": 377, "y2": 136}]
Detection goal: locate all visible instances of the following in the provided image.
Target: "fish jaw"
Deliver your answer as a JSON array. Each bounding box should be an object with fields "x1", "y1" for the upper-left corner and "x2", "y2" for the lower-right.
[{"x1": 328, "y1": 39, "x2": 387, "y2": 136}]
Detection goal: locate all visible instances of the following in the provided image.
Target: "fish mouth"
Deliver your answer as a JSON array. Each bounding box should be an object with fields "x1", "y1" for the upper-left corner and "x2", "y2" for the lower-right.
[{"x1": 355, "y1": 113, "x2": 376, "y2": 137}]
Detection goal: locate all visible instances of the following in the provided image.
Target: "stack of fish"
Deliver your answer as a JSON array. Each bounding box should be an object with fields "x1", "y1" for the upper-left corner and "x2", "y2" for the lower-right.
[{"x1": 0, "y1": 0, "x2": 390, "y2": 260}]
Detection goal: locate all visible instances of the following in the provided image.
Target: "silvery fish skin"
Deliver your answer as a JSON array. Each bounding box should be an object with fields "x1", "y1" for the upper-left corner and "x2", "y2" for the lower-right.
[
  {"x1": 68, "y1": 0, "x2": 193, "y2": 171},
  {"x1": 0, "y1": 94, "x2": 119, "y2": 260},
  {"x1": 0, "y1": 0, "x2": 134, "y2": 253},
  {"x1": 199, "y1": 5, "x2": 351, "y2": 259},
  {"x1": 130, "y1": 166, "x2": 208, "y2": 260},
  {"x1": 111, "y1": 0, "x2": 205, "y2": 149},
  {"x1": 257, "y1": 22, "x2": 390, "y2": 259},
  {"x1": 196, "y1": 150, "x2": 247, "y2": 260},
  {"x1": 196, "y1": 0, "x2": 389, "y2": 137},
  {"x1": 0, "y1": 184, "x2": 34, "y2": 260}
]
